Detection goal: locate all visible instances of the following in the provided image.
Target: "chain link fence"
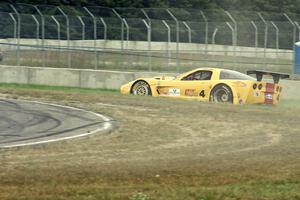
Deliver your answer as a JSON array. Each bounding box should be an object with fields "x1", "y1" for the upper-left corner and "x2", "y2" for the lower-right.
[{"x1": 0, "y1": 2, "x2": 296, "y2": 73}]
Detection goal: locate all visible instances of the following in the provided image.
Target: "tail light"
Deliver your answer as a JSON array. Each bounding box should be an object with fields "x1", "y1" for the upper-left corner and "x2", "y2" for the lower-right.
[{"x1": 253, "y1": 83, "x2": 257, "y2": 89}]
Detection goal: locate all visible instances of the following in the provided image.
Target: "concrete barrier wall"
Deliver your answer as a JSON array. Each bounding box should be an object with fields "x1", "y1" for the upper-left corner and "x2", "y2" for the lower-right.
[
  {"x1": 0, "y1": 65, "x2": 299, "y2": 100},
  {"x1": 280, "y1": 80, "x2": 300, "y2": 100},
  {"x1": 0, "y1": 38, "x2": 293, "y2": 60},
  {"x1": 0, "y1": 65, "x2": 168, "y2": 90}
]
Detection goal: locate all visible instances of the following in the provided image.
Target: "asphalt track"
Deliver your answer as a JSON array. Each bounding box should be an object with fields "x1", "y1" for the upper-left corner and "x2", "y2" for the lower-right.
[{"x1": 0, "y1": 99, "x2": 115, "y2": 148}]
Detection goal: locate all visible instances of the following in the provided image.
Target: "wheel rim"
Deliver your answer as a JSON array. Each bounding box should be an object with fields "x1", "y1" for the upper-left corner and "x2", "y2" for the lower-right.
[
  {"x1": 213, "y1": 89, "x2": 230, "y2": 103},
  {"x1": 133, "y1": 83, "x2": 149, "y2": 96}
]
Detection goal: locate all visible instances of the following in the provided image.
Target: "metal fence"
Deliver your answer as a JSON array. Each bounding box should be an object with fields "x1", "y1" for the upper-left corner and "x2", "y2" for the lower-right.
[{"x1": 0, "y1": 2, "x2": 297, "y2": 73}]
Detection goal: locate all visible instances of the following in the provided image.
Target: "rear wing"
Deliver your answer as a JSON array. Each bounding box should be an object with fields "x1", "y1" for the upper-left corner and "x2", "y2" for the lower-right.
[{"x1": 246, "y1": 70, "x2": 290, "y2": 84}]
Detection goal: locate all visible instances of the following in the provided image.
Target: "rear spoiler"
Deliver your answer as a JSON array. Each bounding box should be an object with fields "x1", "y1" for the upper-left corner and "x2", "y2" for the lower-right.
[{"x1": 246, "y1": 70, "x2": 290, "y2": 84}]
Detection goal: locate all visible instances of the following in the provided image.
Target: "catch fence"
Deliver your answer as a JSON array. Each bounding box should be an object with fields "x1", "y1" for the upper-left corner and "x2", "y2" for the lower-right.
[{"x1": 0, "y1": 3, "x2": 296, "y2": 73}]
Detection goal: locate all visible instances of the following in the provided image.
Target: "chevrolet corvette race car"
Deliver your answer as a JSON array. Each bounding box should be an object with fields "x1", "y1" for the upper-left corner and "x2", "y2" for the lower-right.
[{"x1": 120, "y1": 68, "x2": 290, "y2": 105}]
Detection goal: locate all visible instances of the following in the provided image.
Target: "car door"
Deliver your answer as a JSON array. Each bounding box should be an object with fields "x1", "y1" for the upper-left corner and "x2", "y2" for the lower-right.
[
  {"x1": 157, "y1": 70, "x2": 212, "y2": 101},
  {"x1": 179, "y1": 70, "x2": 213, "y2": 101}
]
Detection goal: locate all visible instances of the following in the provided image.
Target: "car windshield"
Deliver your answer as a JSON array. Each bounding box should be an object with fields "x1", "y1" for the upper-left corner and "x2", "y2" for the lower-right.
[{"x1": 220, "y1": 70, "x2": 255, "y2": 80}]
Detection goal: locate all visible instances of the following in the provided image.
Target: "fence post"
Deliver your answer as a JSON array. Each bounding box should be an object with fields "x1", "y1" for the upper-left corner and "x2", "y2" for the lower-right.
[
  {"x1": 295, "y1": 22, "x2": 300, "y2": 41},
  {"x1": 283, "y1": 13, "x2": 296, "y2": 50},
  {"x1": 226, "y1": 21, "x2": 235, "y2": 63},
  {"x1": 270, "y1": 21, "x2": 279, "y2": 55},
  {"x1": 141, "y1": 9, "x2": 152, "y2": 70},
  {"x1": 34, "y1": 5, "x2": 45, "y2": 67},
  {"x1": 57, "y1": 7, "x2": 71, "y2": 68},
  {"x1": 183, "y1": 21, "x2": 193, "y2": 64},
  {"x1": 77, "y1": 16, "x2": 85, "y2": 41},
  {"x1": 225, "y1": 11, "x2": 237, "y2": 60},
  {"x1": 226, "y1": 22, "x2": 235, "y2": 46},
  {"x1": 100, "y1": 17, "x2": 107, "y2": 40},
  {"x1": 142, "y1": 19, "x2": 152, "y2": 72},
  {"x1": 84, "y1": 7, "x2": 98, "y2": 69},
  {"x1": 122, "y1": 18, "x2": 129, "y2": 51},
  {"x1": 9, "y1": 4, "x2": 20, "y2": 66},
  {"x1": 51, "y1": 15, "x2": 61, "y2": 67},
  {"x1": 122, "y1": 18, "x2": 129, "y2": 68},
  {"x1": 77, "y1": 15, "x2": 85, "y2": 62},
  {"x1": 141, "y1": 9, "x2": 151, "y2": 28},
  {"x1": 224, "y1": 11, "x2": 237, "y2": 45},
  {"x1": 251, "y1": 21, "x2": 258, "y2": 56},
  {"x1": 31, "y1": 15, "x2": 39, "y2": 46},
  {"x1": 162, "y1": 20, "x2": 171, "y2": 67},
  {"x1": 166, "y1": 9, "x2": 179, "y2": 72},
  {"x1": 200, "y1": 10, "x2": 208, "y2": 54},
  {"x1": 112, "y1": 9, "x2": 124, "y2": 67},
  {"x1": 51, "y1": 16, "x2": 61, "y2": 46},
  {"x1": 258, "y1": 13, "x2": 268, "y2": 59},
  {"x1": 183, "y1": 21, "x2": 192, "y2": 43},
  {"x1": 212, "y1": 28, "x2": 218, "y2": 45},
  {"x1": 8, "y1": 13, "x2": 17, "y2": 52}
]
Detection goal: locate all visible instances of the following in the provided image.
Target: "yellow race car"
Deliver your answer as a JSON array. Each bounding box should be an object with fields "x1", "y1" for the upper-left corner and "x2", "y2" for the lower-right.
[{"x1": 120, "y1": 68, "x2": 290, "y2": 105}]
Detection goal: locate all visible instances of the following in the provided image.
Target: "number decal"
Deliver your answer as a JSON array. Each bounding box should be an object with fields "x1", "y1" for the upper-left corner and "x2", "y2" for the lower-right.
[{"x1": 199, "y1": 90, "x2": 205, "y2": 97}]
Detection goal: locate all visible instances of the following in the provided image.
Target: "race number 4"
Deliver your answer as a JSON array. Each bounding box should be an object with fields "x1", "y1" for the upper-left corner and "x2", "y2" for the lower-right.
[{"x1": 199, "y1": 90, "x2": 205, "y2": 97}]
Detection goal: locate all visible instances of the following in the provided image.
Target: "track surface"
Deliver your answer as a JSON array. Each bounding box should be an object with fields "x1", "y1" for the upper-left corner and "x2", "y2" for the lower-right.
[{"x1": 0, "y1": 99, "x2": 114, "y2": 148}]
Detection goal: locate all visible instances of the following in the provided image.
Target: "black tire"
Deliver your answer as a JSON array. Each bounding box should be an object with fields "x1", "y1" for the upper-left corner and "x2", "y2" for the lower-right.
[
  {"x1": 210, "y1": 84, "x2": 233, "y2": 103},
  {"x1": 131, "y1": 81, "x2": 152, "y2": 96}
]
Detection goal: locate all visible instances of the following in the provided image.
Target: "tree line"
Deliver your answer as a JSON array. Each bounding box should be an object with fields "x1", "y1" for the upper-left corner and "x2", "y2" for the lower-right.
[{"x1": 3, "y1": 0, "x2": 300, "y2": 13}]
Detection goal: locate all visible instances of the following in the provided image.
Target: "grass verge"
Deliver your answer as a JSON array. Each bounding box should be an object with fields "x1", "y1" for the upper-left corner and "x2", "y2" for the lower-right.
[{"x1": 0, "y1": 83, "x2": 299, "y2": 200}]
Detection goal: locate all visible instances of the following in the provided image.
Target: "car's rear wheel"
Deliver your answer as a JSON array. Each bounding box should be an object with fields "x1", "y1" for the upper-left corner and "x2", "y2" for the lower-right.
[
  {"x1": 210, "y1": 84, "x2": 233, "y2": 103},
  {"x1": 131, "y1": 81, "x2": 152, "y2": 96}
]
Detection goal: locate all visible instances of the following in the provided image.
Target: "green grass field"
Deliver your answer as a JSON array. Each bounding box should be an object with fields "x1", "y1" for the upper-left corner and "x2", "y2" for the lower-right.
[{"x1": 0, "y1": 84, "x2": 299, "y2": 200}]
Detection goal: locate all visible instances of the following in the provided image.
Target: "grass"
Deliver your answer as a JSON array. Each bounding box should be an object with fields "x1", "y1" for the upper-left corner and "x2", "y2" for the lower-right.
[
  {"x1": 0, "y1": 84, "x2": 299, "y2": 200},
  {"x1": 0, "y1": 83, "x2": 118, "y2": 93}
]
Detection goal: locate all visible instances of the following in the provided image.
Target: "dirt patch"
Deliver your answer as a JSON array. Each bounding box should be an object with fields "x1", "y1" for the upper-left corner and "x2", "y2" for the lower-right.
[{"x1": 0, "y1": 87, "x2": 299, "y2": 200}]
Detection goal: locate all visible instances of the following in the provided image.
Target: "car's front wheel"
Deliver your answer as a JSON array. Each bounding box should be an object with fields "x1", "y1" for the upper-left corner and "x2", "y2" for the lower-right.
[
  {"x1": 131, "y1": 81, "x2": 152, "y2": 96},
  {"x1": 210, "y1": 84, "x2": 233, "y2": 103}
]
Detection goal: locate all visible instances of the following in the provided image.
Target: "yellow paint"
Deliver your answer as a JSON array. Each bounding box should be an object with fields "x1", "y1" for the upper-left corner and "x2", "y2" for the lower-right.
[{"x1": 120, "y1": 68, "x2": 283, "y2": 105}]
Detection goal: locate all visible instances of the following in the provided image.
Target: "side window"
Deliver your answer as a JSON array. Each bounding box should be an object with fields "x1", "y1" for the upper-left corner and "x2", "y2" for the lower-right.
[
  {"x1": 219, "y1": 70, "x2": 255, "y2": 80},
  {"x1": 182, "y1": 71, "x2": 212, "y2": 81}
]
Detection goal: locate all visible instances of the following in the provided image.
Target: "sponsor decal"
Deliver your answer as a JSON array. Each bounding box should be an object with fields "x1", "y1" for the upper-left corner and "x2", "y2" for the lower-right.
[
  {"x1": 160, "y1": 91, "x2": 168, "y2": 95},
  {"x1": 169, "y1": 88, "x2": 180, "y2": 96},
  {"x1": 265, "y1": 93, "x2": 273, "y2": 100},
  {"x1": 185, "y1": 89, "x2": 197, "y2": 96},
  {"x1": 254, "y1": 91, "x2": 260, "y2": 97}
]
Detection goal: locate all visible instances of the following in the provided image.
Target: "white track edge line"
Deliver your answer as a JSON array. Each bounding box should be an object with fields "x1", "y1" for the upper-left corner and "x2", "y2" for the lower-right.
[{"x1": 0, "y1": 99, "x2": 114, "y2": 148}]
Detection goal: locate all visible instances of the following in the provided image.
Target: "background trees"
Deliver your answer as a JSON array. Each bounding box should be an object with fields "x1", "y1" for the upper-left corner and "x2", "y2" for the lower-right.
[{"x1": 2, "y1": 0, "x2": 300, "y2": 13}]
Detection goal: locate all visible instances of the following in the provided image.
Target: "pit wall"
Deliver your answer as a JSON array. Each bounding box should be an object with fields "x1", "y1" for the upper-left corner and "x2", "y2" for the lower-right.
[
  {"x1": 0, "y1": 65, "x2": 299, "y2": 100},
  {"x1": 0, "y1": 38, "x2": 293, "y2": 60}
]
